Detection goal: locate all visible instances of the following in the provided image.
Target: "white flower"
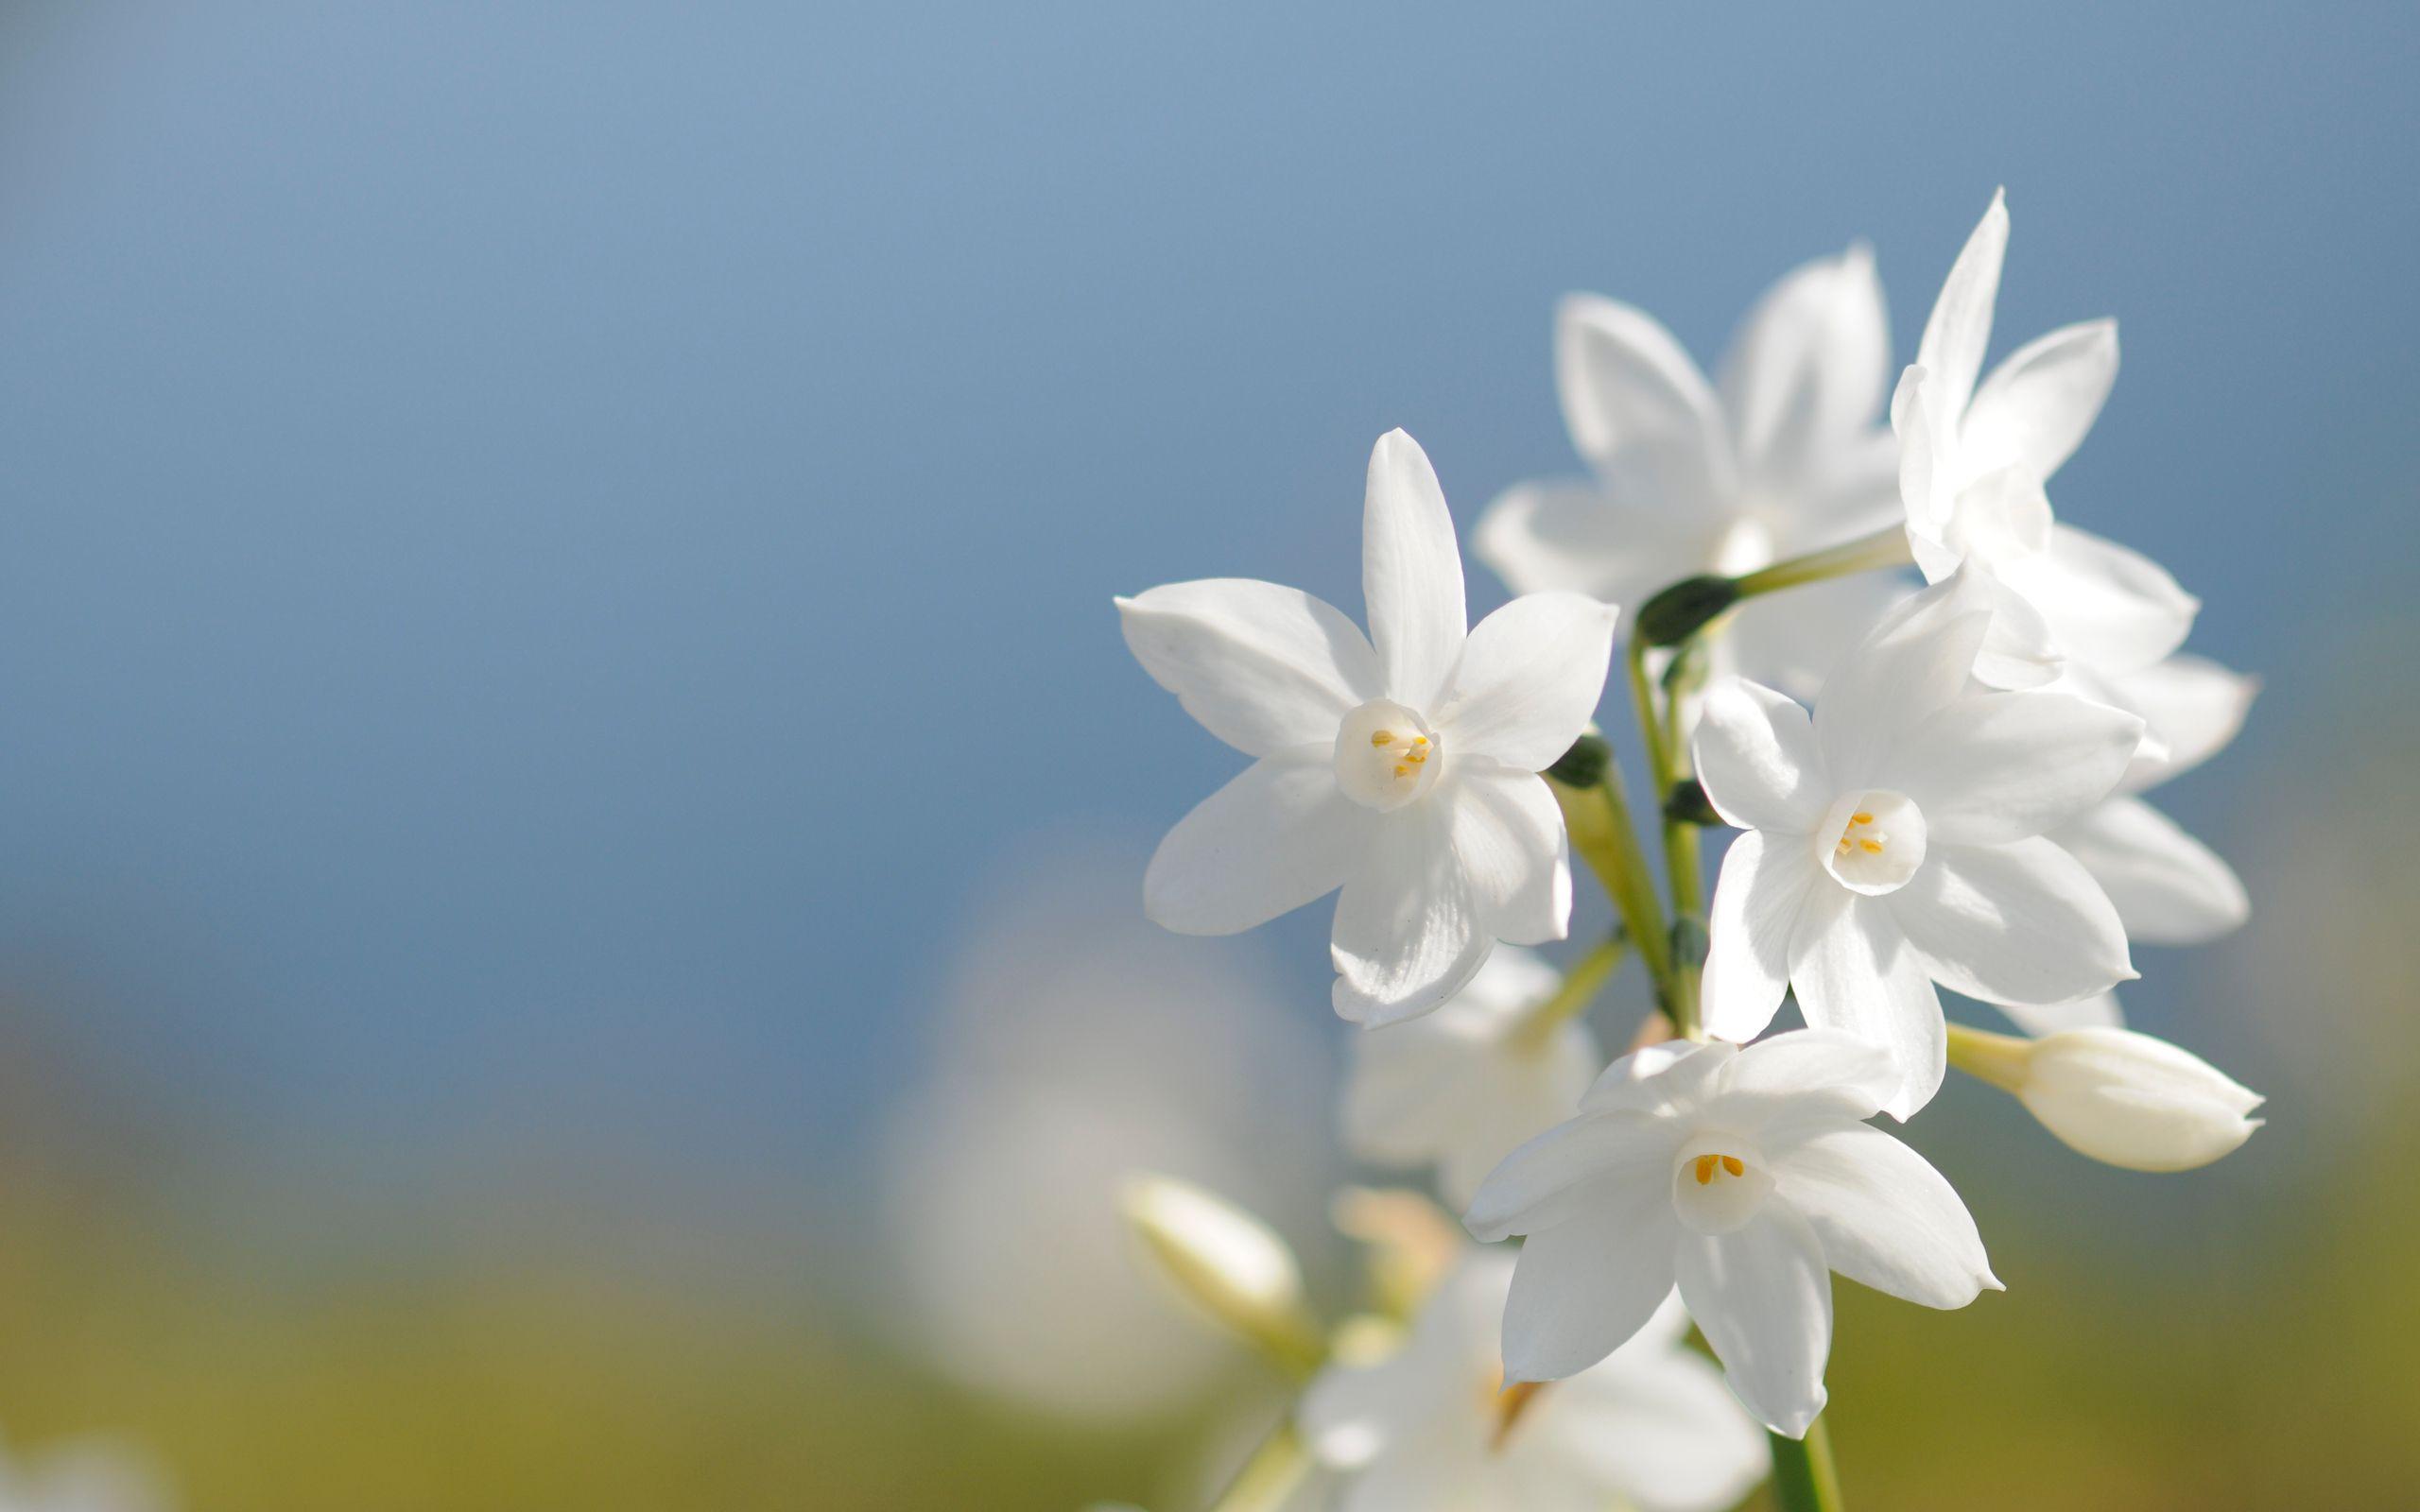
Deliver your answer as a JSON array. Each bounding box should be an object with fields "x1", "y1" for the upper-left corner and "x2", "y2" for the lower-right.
[
  {"x1": 1951, "y1": 1024, "x2": 2264, "y2": 1172},
  {"x1": 1120, "y1": 429, "x2": 1619, "y2": 1023},
  {"x1": 2048, "y1": 654, "x2": 2258, "y2": 945},
  {"x1": 1692, "y1": 570, "x2": 2143, "y2": 1116},
  {"x1": 1299, "y1": 1249, "x2": 1767, "y2": 1512},
  {"x1": 1465, "y1": 1031, "x2": 1998, "y2": 1438},
  {"x1": 1892, "y1": 190, "x2": 2198, "y2": 687},
  {"x1": 1341, "y1": 946, "x2": 1603, "y2": 1207},
  {"x1": 1475, "y1": 248, "x2": 1909, "y2": 697}
]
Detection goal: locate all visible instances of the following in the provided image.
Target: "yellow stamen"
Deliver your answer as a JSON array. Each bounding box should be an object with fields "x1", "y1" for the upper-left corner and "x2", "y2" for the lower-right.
[
  {"x1": 1693, "y1": 1154, "x2": 1719, "y2": 1185},
  {"x1": 1371, "y1": 730, "x2": 1394, "y2": 747},
  {"x1": 1858, "y1": 839, "x2": 1884, "y2": 853},
  {"x1": 1852, "y1": 812, "x2": 1875, "y2": 824},
  {"x1": 1392, "y1": 764, "x2": 1408, "y2": 777},
  {"x1": 1720, "y1": 1155, "x2": 1744, "y2": 1177}
]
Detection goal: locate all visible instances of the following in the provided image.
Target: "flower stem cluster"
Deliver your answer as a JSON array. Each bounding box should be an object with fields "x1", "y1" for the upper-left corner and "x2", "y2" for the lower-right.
[{"x1": 1108, "y1": 189, "x2": 2262, "y2": 1512}]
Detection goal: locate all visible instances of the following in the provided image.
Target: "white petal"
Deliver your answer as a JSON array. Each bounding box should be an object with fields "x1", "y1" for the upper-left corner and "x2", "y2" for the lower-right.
[
  {"x1": 1893, "y1": 365, "x2": 1953, "y2": 544},
  {"x1": 1297, "y1": 1356, "x2": 1425, "y2": 1470},
  {"x1": 1770, "y1": 1121, "x2": 1998, "y2": 1308},
  {"x1": 1705, "y1": 1027, "x2": 1903, "y2": 1131},
  {"x1": 2053, "y1": 797, "x2": 2248, "y2": 945},
  {"x1": 1447, "y1": 764, "x2": 1574, "y2": 945},
  {"x1": 1435, "y1": 1022, "x2": 1601, "y2": 1209},
  {"x1": 1473, "y1": 479, "x2": 1715, "y2": 602},
  {"x1": 1719, "y1": 243, "x2": 1891, "y2": 481},
  {"x1": 1576, "y1": 1039, "x2": 1737, "y2": 1119},
  {"x1": 1962, "y1": 318, "x2": 2119, "y2": 482},
  {"x1": 1997, "y1": 524, "x2": 2198, "y2": 676},
  {"x1": 1555, "y1": 295, "x2": 1734, "y2": 510},
  {"x1": 1814, "y1": 572, "x2": 1994, "y2": 789},
  {"x1": 1788, "y1": 886, "x2": 1945, "y2": 1119},
  {"x1": 1464, "y1": 1110, "x2": 1673, "y2": 1242},
  {"x1": 1881, "y1": 689, "x2": 2143, "y2": 845},
  {"x1": 1716, "y1": 568, "x2": 1912, "y2": 706},
  {"x1": 1435, "y1": 593, "x2": 1619, "y2": 770},
  {"x1": 1961, "y1": 563, "x2": 2066, "y2": 690},
  {"x1": 1542, "y1": 1306, "x2": 1772, "y2": 1512},
  {"x1": 1888, "y1": 837, "x2": 2135, "y2": 1007},
  {"x1": 1914, "y1": 188, "x2": 2007, "y2": 421},
  {"x1": 1144, "y1": 748, "x2": 1365, "y2": 934},
  {"x1": 1330, "y1": 799, "x2": 1490, "y2": 1025},
  {"x1": 1675, "y1": 1205, "x2": 1833, "y2": 1437},
  {"x1": 1501, "y1": 1194, "x2": 1680, "y2": 1382},
  {"x1": 1997, "y1": 990, "x2": 2124, "y2": 1037},
  {"x1": 1363, "y1": 429, "x2": 1468, "y2": 707},
  {"x1": 1702, "y1": 832, "x2": 1819, "y2": 1043},
  {"x1": 1692, "y1": 679, "x2": 1829, "y2": 834},
  {"x1": 2109, "y1": 655, "x2": 2258, "y2": 794},
  {"x1": 1117, "y1": 580, "x2": 1380, "y2": 755}
]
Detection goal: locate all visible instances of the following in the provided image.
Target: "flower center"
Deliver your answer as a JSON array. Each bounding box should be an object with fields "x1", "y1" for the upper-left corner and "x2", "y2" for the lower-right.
[
  {"x1": 1334, "y1": 699, "x2": 1442, "y2": 812},
  {"x1": 1670, "y1": 1133, "x2": 1773, "y2": 1235},
  {"x1": 1817, "y1": 788, "x2": 1927, "y2": 896}
]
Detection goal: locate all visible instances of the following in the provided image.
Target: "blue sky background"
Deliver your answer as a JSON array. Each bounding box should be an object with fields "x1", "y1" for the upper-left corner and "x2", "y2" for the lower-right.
[{"x1": 0, "y1": 0, "x2": 2412, "y2": 1246}]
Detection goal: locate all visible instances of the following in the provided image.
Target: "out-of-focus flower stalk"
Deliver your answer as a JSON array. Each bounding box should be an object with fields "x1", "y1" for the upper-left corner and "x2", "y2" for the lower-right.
[{"x1": 1122, "y1": 1177, "x2": 1326, "y2": 1379}]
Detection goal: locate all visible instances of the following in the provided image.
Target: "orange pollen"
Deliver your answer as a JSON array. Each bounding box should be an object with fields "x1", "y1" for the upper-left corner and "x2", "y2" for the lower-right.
[{"x1": 1692, "y1": 1154, "x2": 1746, "y2": 1185}]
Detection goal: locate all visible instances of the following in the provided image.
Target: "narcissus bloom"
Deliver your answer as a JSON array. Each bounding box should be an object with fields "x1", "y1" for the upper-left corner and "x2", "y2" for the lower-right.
[
  {"x1": 1300, "y1": 1249, "x2": 1767, "y2": 1512},
  {"x1": 1892, "y1": 190, "x2": 2198, "y2": 686},
  {"x1": 1693, "y1": 571, "x2": 2142, "y2": 1115},
  {"x1": 1476, "y1": 248, "x2": 1908, "y2": 696},
  {"x1": 1120, "y1": 430, "x2": 1618, "y2": 1023},
  {"x1": 1341, "y1": 946, "x2": 1603, "y2": 1207},
  {"x1": 1465, "y1": 1032, "x2": 1997, "y2": 1438}
]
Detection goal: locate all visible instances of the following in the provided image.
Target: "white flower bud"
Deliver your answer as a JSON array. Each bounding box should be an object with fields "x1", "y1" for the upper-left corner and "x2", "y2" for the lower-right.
[
  {"x1": 1950, "y1": 1024, "x2": 2263, "y2": 1172},
  {"x1": 1121, "y1": 1174, "x2": 1322, "y2": 1373}
]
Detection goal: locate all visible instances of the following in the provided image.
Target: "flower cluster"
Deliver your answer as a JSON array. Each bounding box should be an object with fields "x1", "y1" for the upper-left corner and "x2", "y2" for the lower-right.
[{"x1": 1110, "y1": 192, "x2": 2261, "y2": 1511}]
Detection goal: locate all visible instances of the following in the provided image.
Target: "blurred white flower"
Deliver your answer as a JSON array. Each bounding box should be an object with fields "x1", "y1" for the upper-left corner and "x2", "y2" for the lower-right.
[
  {"x1": 1299, "y1": 1249, "x2": 1766, "y2": 1512},
  {"x1": 1892, "y1": 189, "x2": 2199, "y2": 686},
  {"x1": 1120, "y1": 429, "x2": 1617, "y2": 1023},
  {"x1": 1692, "y1": 571, "x2": 2142, "y2": 1115},
  {"x1": 2048, "y1": 653, "x2": 2258, "y2": 945},
  {"x1": 1340, "y1": 946, "x2": 1601, "y2": 1208},
  {"x1": 1467, "y1": 1032, "x2": 1997, "y2": 1438},
  {"x1": 0, "y1": 1434, "x2": 173, "y2": 1512},
  {"x1": 1950, "y1": 1023, "x2": 2264, "y2": 1172},
  {"x1": 879, "y1": 852, "x2": 1337, "y2": 1424},
  {"x1": 1476, "y1": 247, "x2": 1908, "y2": 697}
]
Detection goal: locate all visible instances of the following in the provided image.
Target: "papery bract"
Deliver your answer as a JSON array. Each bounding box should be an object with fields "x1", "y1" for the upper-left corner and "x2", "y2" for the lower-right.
[
  {"x1": 1465, "y1": 1032, "x2": 1997, "y2": 1437},
  {"x1": 1119, "y1": 429, "x2": 1618, "y2": 1023}
]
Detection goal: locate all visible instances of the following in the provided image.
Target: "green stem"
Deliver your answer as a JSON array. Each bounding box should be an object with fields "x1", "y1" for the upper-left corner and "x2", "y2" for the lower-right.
[
  {"x1": 1626, "y1": 636, "x2": 1702, "y2": 1040},
  {"x1": 1770, "y1": 1419, "x2": 1844, "y2": 1512},
  {"x1": 1732, "y1": 524, "x2": 1912, "y2": 599},
  {"x1": 1207, "y1": 1421, "x2": 1310, "y2": 1512},
  {"x1": 1547, "y1": 769, "x2": 1675, "y2": 1015}
]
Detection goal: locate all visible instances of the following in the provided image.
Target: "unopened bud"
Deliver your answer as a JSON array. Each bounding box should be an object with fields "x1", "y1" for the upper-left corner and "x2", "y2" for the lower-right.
[
  {"x1": 1948, "y1": 1024, "x2": 2262, "y2": 1173},
  {"x1": 1122, "y1": 1174, "x2": 1324, "y2": 1374}
]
